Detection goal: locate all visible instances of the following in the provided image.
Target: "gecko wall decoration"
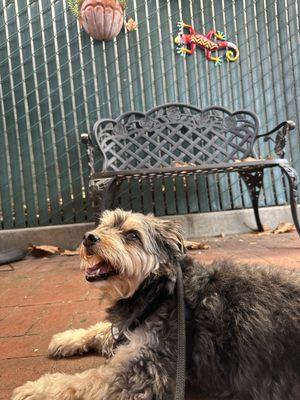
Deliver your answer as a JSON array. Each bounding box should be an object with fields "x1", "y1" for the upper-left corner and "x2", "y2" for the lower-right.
[{"x1": 174, "y1": 21, "x2": 239, "y2": 65}]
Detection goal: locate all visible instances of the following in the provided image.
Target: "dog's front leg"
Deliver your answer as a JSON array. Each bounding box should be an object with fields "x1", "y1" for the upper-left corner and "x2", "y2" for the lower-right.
[
  {"x1": 102, "y1": 330, "x2": 174, "y2": 400},
  {"x1": 13, "y1": 329, "x2": 173, "y2": 400},
  {"x1": 48, "y1": 321, "x2": 114, "y2": 358},
  {"x1": 11, "y1": 365, "x2": 112, "y2": 400}
]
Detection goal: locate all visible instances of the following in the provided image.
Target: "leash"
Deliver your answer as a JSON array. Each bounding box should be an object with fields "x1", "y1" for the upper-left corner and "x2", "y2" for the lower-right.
[{"x1": 174, "y1": 263, "x2": 186, "y2": 400}]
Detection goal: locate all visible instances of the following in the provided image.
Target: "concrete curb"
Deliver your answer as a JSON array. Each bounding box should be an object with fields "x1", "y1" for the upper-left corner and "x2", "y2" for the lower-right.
[{"x1": 0, "y1": 205, "x2": 298, "y2": 251}]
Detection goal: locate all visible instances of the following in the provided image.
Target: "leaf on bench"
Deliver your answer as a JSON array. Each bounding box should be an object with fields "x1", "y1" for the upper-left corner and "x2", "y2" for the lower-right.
[
  {"x1": 174, "y1": 162, "x2": 196, "y2": 167},
  {"x1": 234, "y1": 156, "x2": 260, "y2": 163}
]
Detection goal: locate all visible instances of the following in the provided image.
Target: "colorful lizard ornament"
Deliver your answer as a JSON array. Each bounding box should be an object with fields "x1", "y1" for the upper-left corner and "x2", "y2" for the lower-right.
[{"x1": 174, "y1": 21, "x2": 239, "y2": 65}]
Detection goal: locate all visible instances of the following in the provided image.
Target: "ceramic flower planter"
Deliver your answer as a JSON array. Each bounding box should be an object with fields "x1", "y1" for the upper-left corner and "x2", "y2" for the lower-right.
[{"x1": 80, "y1": 0, "x2": 124, "y2": 41}]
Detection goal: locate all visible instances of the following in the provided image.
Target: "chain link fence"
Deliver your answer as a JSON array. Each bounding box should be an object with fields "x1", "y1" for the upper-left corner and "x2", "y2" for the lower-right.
[{"x1": 0, "y1": 0, "x2": 299, "y2": 229}]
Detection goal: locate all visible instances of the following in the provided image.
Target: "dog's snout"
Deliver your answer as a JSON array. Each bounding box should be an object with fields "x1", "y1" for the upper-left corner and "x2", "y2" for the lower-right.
[{"x1": 83, "y1": 232, "x2": 100, "y2": 247}]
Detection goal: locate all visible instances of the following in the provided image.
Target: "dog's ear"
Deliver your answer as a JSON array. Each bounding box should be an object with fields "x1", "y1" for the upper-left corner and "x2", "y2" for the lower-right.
[{"x1": 152, "y1": 219, "x2": 186, "y2": 259}]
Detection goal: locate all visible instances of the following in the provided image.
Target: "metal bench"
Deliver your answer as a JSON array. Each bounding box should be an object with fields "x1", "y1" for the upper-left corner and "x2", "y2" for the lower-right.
[{"x1": 81, "y1": 104, "x2": 300, "y2": 235}]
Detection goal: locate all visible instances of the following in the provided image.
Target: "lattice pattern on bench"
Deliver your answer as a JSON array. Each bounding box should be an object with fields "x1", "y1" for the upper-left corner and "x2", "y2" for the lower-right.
[{"x1": 93, "y1": 105, "x2": 259, "y2": 171}]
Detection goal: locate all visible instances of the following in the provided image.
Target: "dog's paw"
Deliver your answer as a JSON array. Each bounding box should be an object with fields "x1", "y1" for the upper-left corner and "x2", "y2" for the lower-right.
[
  {"x1": 12, "y1": 374, "x2": 78, "y2": 400},
  {"x1": 48, "y1": 329, "x2": 89, "y2": 358},
  {"x1": 12, "y1": 381, "x2": 44, "y2": 400}
]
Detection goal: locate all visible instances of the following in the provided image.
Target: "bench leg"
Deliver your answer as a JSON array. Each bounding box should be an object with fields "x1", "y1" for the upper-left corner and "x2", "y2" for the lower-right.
[
  {"x1": 90, "y1": 177, "x2": 118, "y2": 222},
  {"x1": 239, "y1": 170, "x2": 264, "y2": 232},
  {"x1": 280, "y1": 165, "x2": 300, "y2": 236}
]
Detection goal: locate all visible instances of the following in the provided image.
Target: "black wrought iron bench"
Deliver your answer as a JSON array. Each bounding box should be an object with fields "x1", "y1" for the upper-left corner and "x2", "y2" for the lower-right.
[{"x1": 81, "y1": 104, "x2": 300, "y2": 235}]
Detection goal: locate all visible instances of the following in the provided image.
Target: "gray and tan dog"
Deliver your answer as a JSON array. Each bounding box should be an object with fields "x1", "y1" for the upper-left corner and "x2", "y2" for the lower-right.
[{"x1": 13, "y1": 209, "x2": 300, "y2": 400}]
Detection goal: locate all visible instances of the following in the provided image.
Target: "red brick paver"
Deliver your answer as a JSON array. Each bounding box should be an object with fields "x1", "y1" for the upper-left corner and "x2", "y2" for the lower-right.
[{"x1": 0, "y1": 231, "x2": 299, "y2": 400}]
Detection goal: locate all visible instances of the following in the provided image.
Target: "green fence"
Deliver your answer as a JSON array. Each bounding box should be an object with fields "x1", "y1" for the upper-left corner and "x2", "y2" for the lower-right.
[{"x1": 0, "y1": 0, "x2": 299, "y2": 229}]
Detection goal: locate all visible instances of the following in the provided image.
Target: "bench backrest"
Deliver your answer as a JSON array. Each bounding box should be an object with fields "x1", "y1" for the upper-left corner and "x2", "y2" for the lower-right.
[{"x1": 92, "y1": 104, "x2": 259, "y2": 171}]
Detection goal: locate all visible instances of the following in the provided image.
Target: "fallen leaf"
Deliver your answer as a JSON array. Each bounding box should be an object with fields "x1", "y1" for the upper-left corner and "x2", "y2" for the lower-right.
[
  {"x1": 241, "y1": 157, "x2": 260, "y2": 162},
  {"x1": 184, "y1": 240, "x2": 210, "y2": 250},
  {"x1": 174, "y1": 161, "x2": 196, "y2": 167},
  {"x1": 273, "y1": 222, "x2": 295, "y2": 234},
  {"x1": 61, "y1": 249, "x2": 79, "y2": 256},
  {"x1": 28, "y1": 244, "x2": 61, "y2": 257}
]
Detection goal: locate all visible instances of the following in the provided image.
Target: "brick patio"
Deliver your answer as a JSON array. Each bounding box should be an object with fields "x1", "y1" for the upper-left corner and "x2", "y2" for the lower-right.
[{"x1": 1, "y1": 231, "x2": 299, "y2": 400}]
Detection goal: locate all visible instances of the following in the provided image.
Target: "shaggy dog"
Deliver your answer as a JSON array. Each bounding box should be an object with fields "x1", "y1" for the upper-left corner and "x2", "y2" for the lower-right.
[{"x1": 12, "y1": 209, "x2": 300, "y2": 400}]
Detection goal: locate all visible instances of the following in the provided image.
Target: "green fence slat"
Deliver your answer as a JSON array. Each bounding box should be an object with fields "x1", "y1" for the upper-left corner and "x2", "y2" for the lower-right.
[
  {"x1": 196, "y1": 175, "x2": 210, "y2": 213},
  {"x1": 276, "y1": 0, "x2": 300, "y2": 197},
  {"x1": 118, "y1": 179, "x2": 131, "y2": 211},
  {"x1": 246, "y1": 1, "x2": 275, "y2": 208},
  {"x1": 55, "y1": 4, "x2": 85, "y2": 224},
  {"x1": 0, "y1": 7, "x2": 13, "y2": 229},
  {"x1": 3, "y1": 3, "x2": 26, "y2": 228},
  {"x1": 80, "y1": 37, "x2": 99, "y2": 123},
  {"x1": 105, "y1": 40, "x2": 121, "y2": 118},
  {"x1": 18, "y1": 0, "x2": 50, "y2": 226},
  {"x1": 153, "y1": 177, "x2": 165, "y2": 216},
  {"x1": 181, "y1": 2, "x2": 198, "y2": 105},
  {"x1": 255, "y1": 0, "x2": 286, "y2": 206},
  {"x1": 159, "y1": 2, "x2": 175, "y2": 101},
  {"x1": 0, "y1": 104, "x2": 13, "y2": 229},
  {"x1": 191, "y1": 0, "x2": 211, "y2": 108},
  {"x1": 147, "y1": 0, "x2": 165, "y2": 105},
  {"x1": 31, "y1": 1, "x2": 61, "y2": 225},
  {"x1": 175, "y1": 176, "x2": 188, "y2": 215},
  {"x1": 201, "y1": 1, "x2": 222, "y2": 213},
  {"x1": 141, "y1": 178, "x2": 154, "y2": 214},
  {"x1": 130, "y1": 178, "x2": 143, "y2": 213},
  {"x1": 164, "y1": 176, "x2": 177, "y2": 215},
  {"x1": 127, "y1": 1, "x2": 143, "y2": 111},
  {"x1": 116, "y1": 34, "x2": 132, "y2": 113},
  {"x1": 136, "y1": 1, "x2": 154, "y2": 110},
  {"x1": 186, "y1": 175, "x2": 198, "y2": 213},
  {"x1": 170, "y1": 0, "x2": 187, "y2": 103},
  {"x1": 44, "y1": 0, "x2": 72, "y2": 223},
  {"x1": 218, "y1": 1, "x2": 244, "y2": 210},
  {"x1": 1, "y1": 0, "x2": 300, "y2": 230}
]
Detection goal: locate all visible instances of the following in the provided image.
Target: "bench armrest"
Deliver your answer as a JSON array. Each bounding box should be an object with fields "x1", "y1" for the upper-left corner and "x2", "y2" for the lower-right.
[
  {"x1": 81, "y1": 133, "x2": 95, "y2": 177},
  {"x1": 256, "y1": 120, "x2": 296, "y2": 159}
]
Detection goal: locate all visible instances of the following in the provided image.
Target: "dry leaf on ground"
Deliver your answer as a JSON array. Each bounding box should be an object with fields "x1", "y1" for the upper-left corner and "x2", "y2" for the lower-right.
[
  {"x1": 254, "y1": 223, "x2": 295, "y2": 235},
  {"x1": 184, "y1": 240, "x2": 210, "y2": 250},
  {"x1": 273, "y1": 222, "x2": 295, "y2": 234},
  {"x1": 28, "y1": 244, "x2": 61, "y2": 257},
  {"x1": 61, "y1": 249, "x2": 80, "y2": 256},
  {"x1": 28, "y1": 245, "x2": 79, "y2": 257}
]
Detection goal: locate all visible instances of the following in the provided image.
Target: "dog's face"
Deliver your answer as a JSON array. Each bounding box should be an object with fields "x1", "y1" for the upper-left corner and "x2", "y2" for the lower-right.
[{"x1": 80, "y1": 209, "x2": 184, "y2": 299}]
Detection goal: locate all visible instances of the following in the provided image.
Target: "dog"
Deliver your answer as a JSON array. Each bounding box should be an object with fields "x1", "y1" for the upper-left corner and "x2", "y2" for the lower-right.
[{"x1": 12, "y1": 209, "x2": 300, "y2": 400}]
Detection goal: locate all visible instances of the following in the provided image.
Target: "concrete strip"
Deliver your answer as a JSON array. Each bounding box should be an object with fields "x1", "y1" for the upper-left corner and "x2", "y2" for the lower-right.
[
  {"x1": 168, "y1": 205, "x2": 299, "y2": 239},
  {"x1": 0, "y1": 205, "x2": 298, "y2": 251},
  {"x1": 0, "y1": 222, "x2": 94, "y2": 252}
]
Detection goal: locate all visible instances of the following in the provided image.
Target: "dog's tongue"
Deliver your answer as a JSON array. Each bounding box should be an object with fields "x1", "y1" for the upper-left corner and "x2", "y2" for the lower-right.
[{"x1": 87, "y1": 262, "x2": 110, "y2": 276}]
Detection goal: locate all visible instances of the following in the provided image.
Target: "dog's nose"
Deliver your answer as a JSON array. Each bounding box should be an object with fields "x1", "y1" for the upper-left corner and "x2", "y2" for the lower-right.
[{"x1": 83, "y1": 233, "x2": 100, "y2": 247}]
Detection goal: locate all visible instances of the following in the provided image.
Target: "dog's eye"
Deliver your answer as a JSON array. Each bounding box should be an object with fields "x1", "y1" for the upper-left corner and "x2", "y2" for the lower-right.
[{"x1": 125, "y1": 231, "x2": 140, "y2": 241}]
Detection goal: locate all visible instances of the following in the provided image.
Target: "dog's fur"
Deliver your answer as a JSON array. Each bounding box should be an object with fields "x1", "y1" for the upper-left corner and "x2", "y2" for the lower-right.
[{"x1": 12, "y1": 209, "x2": 300, "y2": 400}]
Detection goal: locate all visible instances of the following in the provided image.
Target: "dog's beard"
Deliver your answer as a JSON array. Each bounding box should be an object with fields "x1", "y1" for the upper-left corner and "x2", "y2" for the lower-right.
[{"x1": 80, "y1": 245, "x2": 159, "y2": 301}]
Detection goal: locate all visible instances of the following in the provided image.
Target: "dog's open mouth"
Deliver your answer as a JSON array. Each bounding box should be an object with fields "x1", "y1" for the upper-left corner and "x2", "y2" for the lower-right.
[{"x1": 85, "y1": 261, "x2": 118, "y2": 282}]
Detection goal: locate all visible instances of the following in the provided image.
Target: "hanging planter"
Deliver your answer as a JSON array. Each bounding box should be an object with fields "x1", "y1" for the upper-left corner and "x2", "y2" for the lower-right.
[
  {"x1": 67, "y1": 0, "x2": 128, "y2": 41},
  {"x1": 80, "y1": 0, "x2": 125, "y2": 41}
]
